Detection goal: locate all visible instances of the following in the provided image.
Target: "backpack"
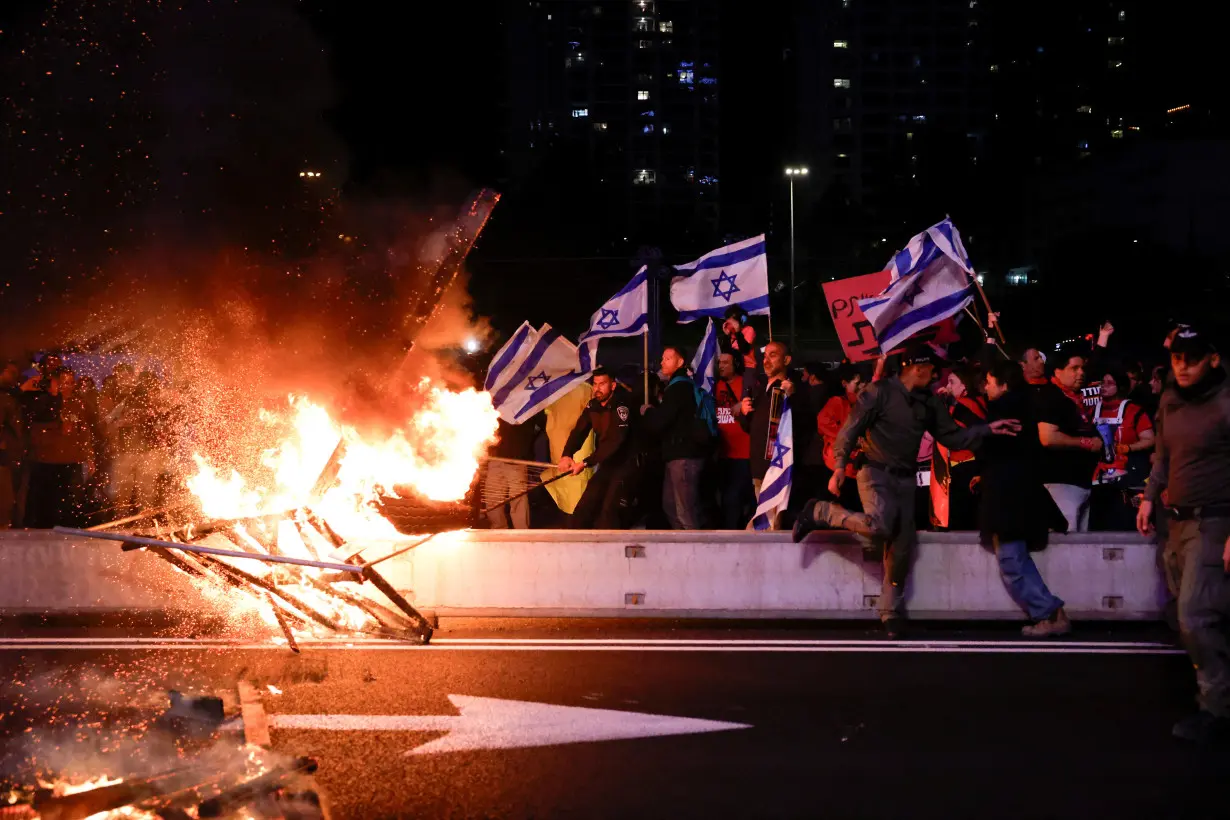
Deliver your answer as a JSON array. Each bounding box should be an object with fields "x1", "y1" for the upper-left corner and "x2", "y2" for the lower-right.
[{"x1": 669, "y1": 375, "x2": 718, "y2": 445}]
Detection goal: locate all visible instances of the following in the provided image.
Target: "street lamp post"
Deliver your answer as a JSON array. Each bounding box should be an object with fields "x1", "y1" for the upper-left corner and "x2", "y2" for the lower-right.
[{"x1": 784, "y1": 166, "x2": 808, "y2": 352}]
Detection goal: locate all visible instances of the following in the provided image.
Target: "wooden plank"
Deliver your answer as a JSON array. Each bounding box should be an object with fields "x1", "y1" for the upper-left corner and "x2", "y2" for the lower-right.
[{"x1": 237, "y1": 680, "x2": 271, "y2": 748}]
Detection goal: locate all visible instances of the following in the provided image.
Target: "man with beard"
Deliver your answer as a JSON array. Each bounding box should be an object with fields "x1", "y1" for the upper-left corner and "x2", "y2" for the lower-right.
[
  {"x1": 1137, "y1": 328, "x2": 1230, "y2": 742},
  {"x1": 560, "y1": 368, "x2": 638, "y2": 529}
]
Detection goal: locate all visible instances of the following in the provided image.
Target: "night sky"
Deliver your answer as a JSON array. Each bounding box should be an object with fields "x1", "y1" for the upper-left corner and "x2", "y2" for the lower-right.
[{"x1": 0, "y1": 1, "x2": 1225, "y2": 354}]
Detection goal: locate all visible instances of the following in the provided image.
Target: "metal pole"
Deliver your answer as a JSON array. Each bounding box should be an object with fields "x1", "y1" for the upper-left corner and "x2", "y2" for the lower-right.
[
  {"x1": 53, "y1": 527, "x2": 364, "y2": 574},
  {"x1": 788, "y1": 177, "x2": 796, "y2": 352},
  {"x1": 643, "y1": 331, "x2": 650, "y2": 405}
]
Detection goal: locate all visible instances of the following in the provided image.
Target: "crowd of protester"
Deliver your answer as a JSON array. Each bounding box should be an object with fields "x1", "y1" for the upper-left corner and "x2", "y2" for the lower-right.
[
  {"x1": 490, "y1": 309, "x2": 1174, "y2": 539},
  {"x1": 0, "y1": 355, "x2": 184, "y2": 530}
]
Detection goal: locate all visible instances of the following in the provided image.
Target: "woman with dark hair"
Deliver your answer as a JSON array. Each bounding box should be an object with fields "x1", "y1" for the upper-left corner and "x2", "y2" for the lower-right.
[
  {"x1": 934, "y1": 365, "x2": 986, "y2": 530},
  {"x1": 981, "y1": 360, "x2": 1070, "y2": 636},
  {"x1": 1090, "y1": 366, "x2": 1154, "y2": 530}
]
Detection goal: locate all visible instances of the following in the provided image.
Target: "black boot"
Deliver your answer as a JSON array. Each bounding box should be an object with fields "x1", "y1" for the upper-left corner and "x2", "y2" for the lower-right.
[{"x1": 792, "y1": 499, "x2": 829, "y2": 543}]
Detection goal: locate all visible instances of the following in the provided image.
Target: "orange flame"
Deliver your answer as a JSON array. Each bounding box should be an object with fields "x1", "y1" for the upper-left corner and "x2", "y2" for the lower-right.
[{"x1": 186, "y1": 381, "x2": 498, "y2": 540}]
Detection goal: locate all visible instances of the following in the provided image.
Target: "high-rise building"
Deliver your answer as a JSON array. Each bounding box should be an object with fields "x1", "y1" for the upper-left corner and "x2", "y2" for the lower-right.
[
  {"x1": 794, "y1": 0, "x2": 991, "y2": 241},
  {"x1": 504, "y1": 0, "x2": 721, "y2": 248}
]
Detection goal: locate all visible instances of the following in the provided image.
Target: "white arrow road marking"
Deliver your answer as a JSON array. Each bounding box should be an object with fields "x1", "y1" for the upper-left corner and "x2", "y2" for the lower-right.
[{"x1": 267, "y1": 695, "x2": 752, "y2": 755}]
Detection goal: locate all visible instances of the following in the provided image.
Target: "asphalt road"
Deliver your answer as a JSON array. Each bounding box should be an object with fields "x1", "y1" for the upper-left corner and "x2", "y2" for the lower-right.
[{"x1": 0, "y1": 620, "x2": 1226, "y2": 819}]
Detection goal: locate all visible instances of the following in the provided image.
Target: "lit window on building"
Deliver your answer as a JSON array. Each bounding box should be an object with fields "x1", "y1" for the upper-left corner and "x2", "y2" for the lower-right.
[
  {"x1": 969, "y1": 0, "x2": 977, "y2": 6},
  {"x1": 834, "y1": 40, "x2": 849, "y2": 48},
  {"x1": 634, "y1": 169, "x2": 656, "y2": 185},
  {"x1": 637, "y1": 90, "x2": 650, "y2": 100},
  {"x1": 1108, "y1": 36, "x2": 1124, "y2": 45},
  {"x1": 635, "y1": 17, "x2": 652, "y2": 32},
  {"x1": 842, "y1": 0, "x2": 850, "y2": 7},
  {"x1": 662, "y1": 125, "x2": 671, "y2": 135},
  {"x1": 1111, "y1": 129, "x2": 1124, "y2": 138},
  {"x1": 699, "y1": 175, "x2": 718, "y2": 185},
  {"x1": 700, "y1": 77, "x2": 717, "y2": 85},
  {"x1": 913, "y1": 114, "x2": 927, "y2": 122},
  {"x1": 641, "y1": 109, "x2": 655, "y2": 117},
  {"x1": 679, "y1": 70, "x2": 694, "y2": 85},
  {"x1": 637, "y1": 39, "x2": 652, "y2": 49},
  {"x1": 660, "y1": 21, "x2": 673, "y2": 33},
  {"x1": 1109, "y1": 60, "x2": 1123, "y2": 69},
  {"x1": 906, "y1": 131, "x2": 913, "y2": 141},
  {"x1": 1077, "y1": 105, "x2": 1092, "y2": 113},
  {"x1": 593, "y1": 122, "x2": 608, "y2": 131},
  {"x1": 637, "y1": 0, "x2": 653, "y2": 9},
  {"x1": 643, "y1": 124, "x2": 654, "y2": 134},
  {"x1": 834, "y1": 78, "x2": 851, "y2": 89},
  {"x1": 1118, "y1": 9, "x2": 1125, "y2": 21},
  {"x1": 1006, "y1": 272, "x2": 1031, "y2": 286},
  {"x1": 571, "y1": 108, "x2": 589, "y2": 118},
  {"x1": 990, "y1": 63, "x2": 999, "y2": 72}
]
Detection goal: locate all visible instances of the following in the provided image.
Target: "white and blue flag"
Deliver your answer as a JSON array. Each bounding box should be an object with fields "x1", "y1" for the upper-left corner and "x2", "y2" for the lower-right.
[
  {"x1": 690, "y1": 318, "x2": 719, "y2": 395},
  {"x1": 486, "y1": 324, "x2": 596, "y2": 425},
  {"x1": 751, "y1": 401, "x2": 793, "y2": 531},
  {"x1": 856, "y1": 218, "x2": 976, "y2": 354},
  {"x1": 483, "y1": 320, "x2": 537, "y2": 396},
  {"x1": 669, "y1": 234, "x2": 770, "y2": 323},
  {"x1": 578, "y1": 267, "x2": 649, "y2": 342}
]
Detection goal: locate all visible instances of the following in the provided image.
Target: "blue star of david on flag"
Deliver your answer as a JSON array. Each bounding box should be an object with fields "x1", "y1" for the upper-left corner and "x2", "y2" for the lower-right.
[
  {"x1": 710, "y1": 270, "x2": 740, "y2": 302},
  {"x1": 595, "y1": 308, "x2": 620, "y2": 330},
  {"x1": 769, "y1": 439, "x2": 790, "y2": 470},
  {"x1": 525, "y1": 371, "x2": 550, "y2": 390}
]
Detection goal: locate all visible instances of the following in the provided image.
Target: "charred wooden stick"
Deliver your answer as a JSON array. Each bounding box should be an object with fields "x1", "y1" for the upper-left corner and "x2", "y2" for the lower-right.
[
  {"x1": 193, "y1": 556, "x2": 347, "y2": 634},
  {"x1": 55, "y1": 528, "x2": 363, "y2": 574},
  {"x1": 269, "y1": 595, "x2": 301, "y2": 653},
  {"x1": 197, "y1": 757, "x2": 318, "y2": 819},
  {"x1": 359, "y1": 564, "x2": 433, "y2": 643},
  {"x1": 358, "y1": 533, "x2": 438, "y2": 570},
  {"x1": 32, "y1": 767, "x2": 207, "y2": 820}
]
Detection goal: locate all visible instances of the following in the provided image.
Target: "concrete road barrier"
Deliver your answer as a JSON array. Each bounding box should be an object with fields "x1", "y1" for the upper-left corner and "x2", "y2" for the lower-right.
[{"x1": 0, "y1": 529, "x2": 1167, "y2": 621}]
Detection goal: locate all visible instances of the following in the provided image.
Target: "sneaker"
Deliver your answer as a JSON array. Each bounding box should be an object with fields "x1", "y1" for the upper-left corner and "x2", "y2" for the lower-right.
[
  {"x1": 791, "y1": 500, "x2": 830, "y2": 543},
  {"x1": 1021, "y1": 607, "x2": 1071, "y2": 637},
  {"x1": 1173, "y1": 711, "x2": 1230, "y2": 743}
]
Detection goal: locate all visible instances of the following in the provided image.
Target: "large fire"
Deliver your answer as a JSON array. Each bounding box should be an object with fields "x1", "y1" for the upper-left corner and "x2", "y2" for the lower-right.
[{"x1": 185, "y1": 380, "x2": 498, "y2": 541}]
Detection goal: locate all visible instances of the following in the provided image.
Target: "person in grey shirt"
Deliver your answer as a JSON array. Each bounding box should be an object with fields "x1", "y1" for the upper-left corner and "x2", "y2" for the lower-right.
[
  {"x1": 1136, "y1": 327, "x2": 1230, "y2": 743},
  {"x1": 793, "y1": 344, "x2": 1021, "y2": 636}
]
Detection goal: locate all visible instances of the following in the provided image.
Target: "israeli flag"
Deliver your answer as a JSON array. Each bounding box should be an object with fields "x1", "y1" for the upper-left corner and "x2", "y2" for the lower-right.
[
  {"x1": 579, "y1": 267, "x2": 649, "y2": 342},
  {"x1": 690, "y1": 318, "x2": 719, "y2": 394},
  {"x1": 488, "y1": 324, "x2": 596, "y2": 425},
  {"x1": 751, "y1": 401, "x2": 793, "y2": 531},
  {"x1": 856, "y1": 219, "x2": 976, "y2": 354},
  {"x1": 483, "y1": 321, "x2": 537, "y2": 396},
  {"x1": 669, "y1": 234, "x2": 770, "y2": 323}
]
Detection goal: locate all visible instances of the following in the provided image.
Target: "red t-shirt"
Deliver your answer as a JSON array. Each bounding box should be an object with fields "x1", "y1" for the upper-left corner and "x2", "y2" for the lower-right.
[
  {"x1": 818, "y1": 393, "x2": 859, "y2": 478},
  {"x1": 1095, "y1": 399, "x2": 1152, "y2": 476},
  {"x1": 714, "y1": 376, "x2": 751, "y2": 460}
]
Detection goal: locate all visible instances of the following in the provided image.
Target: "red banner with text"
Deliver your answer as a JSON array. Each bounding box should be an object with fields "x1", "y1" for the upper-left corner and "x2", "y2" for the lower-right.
[{"x1": 821, "y1": 271, "x2": 892, "y2": 362}]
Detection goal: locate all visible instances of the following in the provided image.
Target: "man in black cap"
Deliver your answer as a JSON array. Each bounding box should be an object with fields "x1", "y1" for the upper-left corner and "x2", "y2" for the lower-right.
[
  {"x1": 793, "y1": 343, "x2": 1022, "y2": 635},
  {"x1": 1137, "y1": 327, "x2": 1230, "y2": 742}
]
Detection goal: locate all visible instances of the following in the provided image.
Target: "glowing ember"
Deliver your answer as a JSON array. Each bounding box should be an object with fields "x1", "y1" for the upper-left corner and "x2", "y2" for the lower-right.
[{"x1": 186, "y1": 382, "x2": 498, "y2": 539}]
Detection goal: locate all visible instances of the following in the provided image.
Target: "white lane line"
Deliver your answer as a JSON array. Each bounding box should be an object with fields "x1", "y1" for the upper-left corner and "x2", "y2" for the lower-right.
[
  {"x1": 432, "y1": 638, "x2": 1174, "y2": 648},
  {"x1": 0, "y1": 636, "x2": 1176, "y2": 649},
  {"x1": 0, "y1": 642, "x2": 1184, "y2": 655}
]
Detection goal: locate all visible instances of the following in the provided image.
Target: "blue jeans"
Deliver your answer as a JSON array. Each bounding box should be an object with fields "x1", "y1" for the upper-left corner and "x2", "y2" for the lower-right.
[
  {"x1": 995, "y1": 539, "x2": 1064, "y2": 621},
  {"x1": 663, "y1": 458, "x2": 705, "y2": 530}
]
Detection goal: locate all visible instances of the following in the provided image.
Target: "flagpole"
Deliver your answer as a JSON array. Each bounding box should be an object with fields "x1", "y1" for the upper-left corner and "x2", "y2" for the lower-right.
[
  {"x1": 643, "y1": 330, "x2": 650, "y2": 405},
  {"x1": 969, "y1": 274, "x2": 1006, "y2": 346}
]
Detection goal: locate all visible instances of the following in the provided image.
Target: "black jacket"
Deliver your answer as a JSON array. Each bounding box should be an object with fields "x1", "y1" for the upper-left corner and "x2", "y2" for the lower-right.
[
  {"x1": 740, "y1": 376, "x2": 812, "y2": 481},
  {"x1": 978, "y1": 388, "x2": 1055, "y2": 543},
  {"x1": 643, "y1": 377, "x2": 709, "y2": 463},
  {"x1": 563, "y1": 386, "x2": 637, "y2": 469}
]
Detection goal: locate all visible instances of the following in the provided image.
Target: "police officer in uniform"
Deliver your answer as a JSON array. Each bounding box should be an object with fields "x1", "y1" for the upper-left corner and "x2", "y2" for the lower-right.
[
  {"x1": 792, "y1": 344, "x2": 1021, "y2": 636},
  {"x1": 1137, "y1": 327, "x2": 1230, "y2": 741},
  {"x1": 559, "y1": 367, "x2": 639, "y2": 529}
]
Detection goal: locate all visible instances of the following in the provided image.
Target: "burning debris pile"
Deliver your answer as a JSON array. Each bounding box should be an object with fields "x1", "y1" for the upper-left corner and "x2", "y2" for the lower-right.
[
  {"x1": 51, "y1": 190, "x2": 505, "y2": 649},
  {"x1": 3, "y1": 691, "x2": 326, "y2": 820}
]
